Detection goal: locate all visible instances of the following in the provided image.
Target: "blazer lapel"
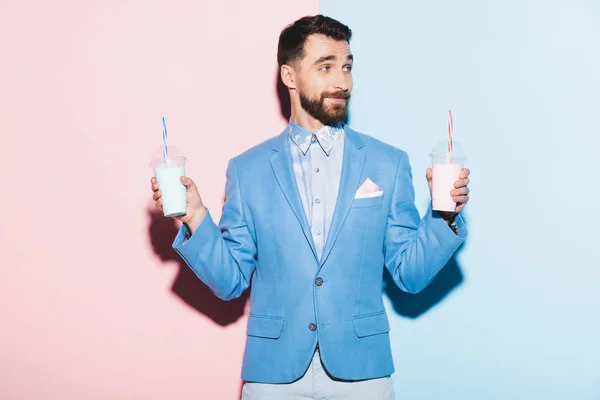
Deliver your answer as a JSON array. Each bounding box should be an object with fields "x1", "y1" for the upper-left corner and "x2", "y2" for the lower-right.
[
  {"x1": 270, "y1": 132, "x2": 319, "y2": 261},
  {"x1": 319, "y1": 127, "x2": 366, "y2": 268}
]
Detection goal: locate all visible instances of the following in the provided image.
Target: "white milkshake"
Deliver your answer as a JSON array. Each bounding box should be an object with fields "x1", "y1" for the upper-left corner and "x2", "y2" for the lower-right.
[
  {"x1": 150, "y1": 146, "x2": 187, "y2": 217},
  {"x1": 154, "y1": 162, "x2": 186, "y2": 217}
]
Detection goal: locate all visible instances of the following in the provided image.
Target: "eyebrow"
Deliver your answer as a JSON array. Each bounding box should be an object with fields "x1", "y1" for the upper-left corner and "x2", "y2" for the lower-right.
[{"x1": 313, "y1": 54, "x2": 354, "y2": 66}]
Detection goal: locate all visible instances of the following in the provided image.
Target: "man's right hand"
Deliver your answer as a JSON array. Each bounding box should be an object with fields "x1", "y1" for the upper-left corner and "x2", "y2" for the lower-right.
[{"x1": 151, "y1": 176, "x2": 207, "y2": 234}]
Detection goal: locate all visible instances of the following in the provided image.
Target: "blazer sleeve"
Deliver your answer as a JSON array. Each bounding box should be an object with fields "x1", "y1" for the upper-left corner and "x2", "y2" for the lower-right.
[
  {"x1": 383, "y1": 151, "x2": 467, "y2": 294},
  {"x1": 172, "y1": 158, "x2": 257, "y2": 300}
]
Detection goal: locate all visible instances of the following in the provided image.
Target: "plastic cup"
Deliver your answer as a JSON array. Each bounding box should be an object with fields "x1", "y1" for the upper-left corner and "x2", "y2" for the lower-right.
[
  {"x1": 150, "y1": 146, "x2": 187, "y2": 217},
  {"x1": 429, "y1": 141, "x2": 467, "y2": 212}
]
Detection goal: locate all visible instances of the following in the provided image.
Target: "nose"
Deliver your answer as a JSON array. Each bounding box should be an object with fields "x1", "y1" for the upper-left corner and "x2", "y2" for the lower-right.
[{"x1": 332, "y1": 70, "x2": 350, "y2": 92}]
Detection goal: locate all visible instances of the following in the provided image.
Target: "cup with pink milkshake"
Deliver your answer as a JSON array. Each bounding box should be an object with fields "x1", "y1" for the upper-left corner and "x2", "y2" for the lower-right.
[{"x1": 429, "y1": 140, "x2": 466, "y2": 212}]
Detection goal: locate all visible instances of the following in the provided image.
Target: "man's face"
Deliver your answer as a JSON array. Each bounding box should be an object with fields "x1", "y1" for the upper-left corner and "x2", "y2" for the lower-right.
[{"x1": 295, "y1": 34, "x2": 353, "y2": 125}]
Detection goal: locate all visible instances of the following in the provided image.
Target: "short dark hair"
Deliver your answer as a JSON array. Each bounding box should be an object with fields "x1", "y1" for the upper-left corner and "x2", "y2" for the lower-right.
[{"x1": 277, "y1": 15, "x2": 352, "y2": 67}]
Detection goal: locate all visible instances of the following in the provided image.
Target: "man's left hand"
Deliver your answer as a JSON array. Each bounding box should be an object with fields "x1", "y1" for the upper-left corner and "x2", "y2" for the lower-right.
[{"x1": 426, "y1": 168, "x2": 471, "y2": 219}]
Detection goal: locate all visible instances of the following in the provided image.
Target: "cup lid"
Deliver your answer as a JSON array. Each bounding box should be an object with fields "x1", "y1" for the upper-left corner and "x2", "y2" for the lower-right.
[
  {"x1": 429, "y1": 140, "x2": 467, "y2": 160},
  {"x1": 149, "y1": 145, "x2": 186, "y2": 167}
]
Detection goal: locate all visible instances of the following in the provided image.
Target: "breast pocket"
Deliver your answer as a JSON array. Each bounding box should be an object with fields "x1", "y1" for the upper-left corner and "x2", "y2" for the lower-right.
[{"x1": 352, "y1": 194, "x2": 384, "y2": 208}]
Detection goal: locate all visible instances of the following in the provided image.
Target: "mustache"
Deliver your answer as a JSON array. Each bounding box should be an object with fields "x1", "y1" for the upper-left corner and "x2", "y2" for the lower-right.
[{"x1": 322, "y1": 91, "x2": 351, "y2": 100}]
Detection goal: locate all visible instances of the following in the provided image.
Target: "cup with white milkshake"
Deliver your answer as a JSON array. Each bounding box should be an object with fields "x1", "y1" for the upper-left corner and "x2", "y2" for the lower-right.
[{"x1": 150, "y1": 146, "x2": 187, "y2": 217}]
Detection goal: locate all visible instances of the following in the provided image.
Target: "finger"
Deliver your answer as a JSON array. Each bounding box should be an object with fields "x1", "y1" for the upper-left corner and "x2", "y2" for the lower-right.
[
  {"x1": 153, "y1": 190, "x2": 162, "y2": 201},
  {"x1": 454, "y1": 177, "x2": 470, "y2": 188},
  {"x1": 426, "y1": 168, "x2": 432, "y2": 180},
  {"x1": 452, "y1": 195, "x2": 469, "y2": 204},
  {"x1": 152, "y1": 182, "x2": 160, "y2": 192},
  {"x1": 155, "y1": 198, "x2": 163, "y2": 209},
  {"x1": 451, "y1": 187, "x2": 469, "y2": 197},
  {"x1": 151, "y1": 177, "x2": 156, "y2": 184},
  {"x1": 460, "y1": 168, "x2": 471, "y2": 179}
]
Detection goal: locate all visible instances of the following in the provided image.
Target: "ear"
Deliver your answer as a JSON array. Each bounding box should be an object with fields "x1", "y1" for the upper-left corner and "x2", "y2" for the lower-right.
[{"x1": 280, "y1": 64, "x2": 297, "y2": 90}]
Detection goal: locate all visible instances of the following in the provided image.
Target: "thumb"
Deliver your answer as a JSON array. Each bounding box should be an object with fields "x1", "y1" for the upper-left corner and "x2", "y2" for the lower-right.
[{"x1": 180, "y1": 176, "x2": 197, "y2": 191}]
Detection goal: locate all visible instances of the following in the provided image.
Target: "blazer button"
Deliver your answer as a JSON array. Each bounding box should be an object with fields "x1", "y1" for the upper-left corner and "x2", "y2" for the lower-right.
[
  {"x1": 315, "y1": 277, "x2": 323, "y2": 286},
  {"x1": 309, "y1": 323, "x2": 317, "y2": 331}
]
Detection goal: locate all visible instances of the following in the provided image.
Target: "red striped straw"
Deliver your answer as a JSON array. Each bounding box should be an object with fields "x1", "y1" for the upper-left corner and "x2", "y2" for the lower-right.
[{"x1": 448, "y1": 109, "x2": 453, "y2": 161}]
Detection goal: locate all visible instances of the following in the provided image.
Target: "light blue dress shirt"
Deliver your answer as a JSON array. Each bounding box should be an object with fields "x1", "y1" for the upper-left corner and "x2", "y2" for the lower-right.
[{"x1": 287, "y1": 119, "x2": 345, "y2": 260}]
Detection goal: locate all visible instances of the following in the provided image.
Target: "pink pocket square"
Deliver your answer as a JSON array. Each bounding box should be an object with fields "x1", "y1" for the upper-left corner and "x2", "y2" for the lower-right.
[{"x1": 355, "y1": 178, "x2": 383, "y2": 199}]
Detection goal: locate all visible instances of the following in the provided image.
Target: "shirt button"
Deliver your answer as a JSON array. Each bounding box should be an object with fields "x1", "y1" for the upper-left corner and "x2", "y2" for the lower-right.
[
  {"x1": 309, "y1": 323, "x2": 317, "y2": 331},
  {"x1": 315, "y1": 277, "x2": 323, "y2": 286},
  {"x1": 311, "y1": 136, "x2": 317, "y2": 143},
  {"x1": 315, "y1": 198, "x2": 321, "y2": 204},
  {"x1": 314, "y1": 167, "x2": 320, "y2": 173},
  {"x1": 315, "y1": 230, "x2": 321, "y2": 236}
]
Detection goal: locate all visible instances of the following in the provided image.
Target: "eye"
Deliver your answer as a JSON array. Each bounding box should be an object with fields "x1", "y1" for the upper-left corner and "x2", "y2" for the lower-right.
[
  {"x1": 319, "y1": 65, "x2": 330, "y2": 72},
  {"x1": 343, "y1": 64, "x2": 352, "y2": 72}
]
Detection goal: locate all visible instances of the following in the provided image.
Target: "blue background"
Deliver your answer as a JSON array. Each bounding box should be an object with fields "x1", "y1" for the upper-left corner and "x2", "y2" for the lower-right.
[{"x1": 320, "y1": 1, "x2": 600, "y2": 398}]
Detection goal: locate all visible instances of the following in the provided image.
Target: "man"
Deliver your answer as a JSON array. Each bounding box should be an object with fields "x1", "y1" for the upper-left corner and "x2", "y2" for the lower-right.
[{"x1": 150, "y1": 15, "x2": 470, "y2": 400}]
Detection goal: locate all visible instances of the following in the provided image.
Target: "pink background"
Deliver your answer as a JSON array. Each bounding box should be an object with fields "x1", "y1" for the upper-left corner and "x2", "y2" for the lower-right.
[{"x1": 0, "y1": 1, "x2": 317, "y2": 398}]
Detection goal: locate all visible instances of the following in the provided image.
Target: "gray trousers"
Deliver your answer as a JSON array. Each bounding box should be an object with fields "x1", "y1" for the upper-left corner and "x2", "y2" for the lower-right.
[{"x1": 242, "y1": 348, "x2": 395, "y2": 399}]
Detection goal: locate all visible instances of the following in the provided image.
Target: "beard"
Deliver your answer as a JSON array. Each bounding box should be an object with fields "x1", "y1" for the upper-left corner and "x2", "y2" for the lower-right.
[{"x1": 299, "y1": 88, "x2": 350, "y2": 126}]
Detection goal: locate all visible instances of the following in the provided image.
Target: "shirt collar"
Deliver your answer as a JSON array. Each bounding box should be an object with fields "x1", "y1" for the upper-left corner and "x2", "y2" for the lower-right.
[{"x1": 287, "y1": 118, "x2": 344, "y2": 156}]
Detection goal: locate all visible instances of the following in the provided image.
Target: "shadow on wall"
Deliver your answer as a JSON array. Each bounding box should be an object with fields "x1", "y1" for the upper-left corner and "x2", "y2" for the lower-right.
[
  {"x1": 147, "y1": 209, "x2": 250, "y2": 326},
  {"x1": 383, "y1": 215, "x2": 468, "y2": 319},
  {"x1": 384, "y1": 252, "x2": 464, "y2": 318}
]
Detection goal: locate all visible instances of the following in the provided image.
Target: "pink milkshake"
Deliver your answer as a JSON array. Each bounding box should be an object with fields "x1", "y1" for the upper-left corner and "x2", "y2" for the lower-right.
[{"x1": 430, "y1": 140, "x2": 466, "y2": 212}]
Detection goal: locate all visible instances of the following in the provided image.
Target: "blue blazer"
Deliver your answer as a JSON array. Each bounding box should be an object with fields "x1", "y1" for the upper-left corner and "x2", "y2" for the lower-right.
[{"x1": 173, "y1": 126, "x2": 467, "y2": 383}]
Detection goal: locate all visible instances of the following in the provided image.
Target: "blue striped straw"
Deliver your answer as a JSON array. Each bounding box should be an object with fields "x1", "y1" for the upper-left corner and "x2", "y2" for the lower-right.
[{"x1": 161, "y1": 117, "x2": 168, "y2": 161}]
